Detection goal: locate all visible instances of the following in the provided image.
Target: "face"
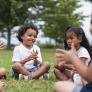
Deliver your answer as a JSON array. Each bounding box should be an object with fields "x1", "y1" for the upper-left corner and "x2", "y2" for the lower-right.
[
  {"x1": 66, "y1": 32, "x2": 82, "y2": 49},
  {"x1": 21, "y1": 28, "x2": 37, "y2": 48}
]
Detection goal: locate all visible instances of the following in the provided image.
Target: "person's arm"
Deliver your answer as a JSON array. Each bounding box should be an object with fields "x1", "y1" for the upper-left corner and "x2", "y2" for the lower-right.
[
  {"x1": 12, "y1": 47, "x2": 37, "y2": 65},
  {"x1": 33, "y1": 47, "x2": 42, "y2": 66},
  {"x1": 56, "y1": 44, "x2": 92, "y2": 83},
  {"x1": 19, "y1": 53, "x2": 38, "y2": 65},
  {"x1": 69, "y1": 54, "x2": 92, "y2": 83}
]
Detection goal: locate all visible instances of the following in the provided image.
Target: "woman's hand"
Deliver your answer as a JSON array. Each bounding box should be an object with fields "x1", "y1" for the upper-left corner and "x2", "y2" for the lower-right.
[
  {"x1": 56, "y1": 43, "x2": 77, "y2": 63},
  {"x1": 54, "y1": 62, "x2": 65, "y2": 71},
  {"x1": 63, "y1": 63, "x2": 76, "y2": 71}
]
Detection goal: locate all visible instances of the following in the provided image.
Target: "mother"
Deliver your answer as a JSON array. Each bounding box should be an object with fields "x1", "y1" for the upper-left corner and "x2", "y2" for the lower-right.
[{"x1": 53, "y1": 43, "x2": 92, "y2": 92}]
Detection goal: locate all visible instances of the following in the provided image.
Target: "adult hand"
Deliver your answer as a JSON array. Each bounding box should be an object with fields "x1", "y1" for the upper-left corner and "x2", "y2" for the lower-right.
[{"x1": 56, "y1": 43, "x2": 77, "y2": 63}]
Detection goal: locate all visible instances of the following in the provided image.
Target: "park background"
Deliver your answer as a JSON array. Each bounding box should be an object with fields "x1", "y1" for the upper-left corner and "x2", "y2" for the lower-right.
[{"x1": 0, "y1": 0, "x2": 92, "y2": 92}]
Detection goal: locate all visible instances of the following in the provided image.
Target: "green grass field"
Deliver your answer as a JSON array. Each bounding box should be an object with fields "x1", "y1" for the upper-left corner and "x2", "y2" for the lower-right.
[{"x1": 0, "y1": 49, "x2": 56, "y2": 92}]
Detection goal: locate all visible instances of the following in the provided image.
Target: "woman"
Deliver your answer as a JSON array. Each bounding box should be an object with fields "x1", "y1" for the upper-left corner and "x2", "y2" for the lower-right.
[{"x1": 53, "y1": 43, "x2": 92, "y2": 92}]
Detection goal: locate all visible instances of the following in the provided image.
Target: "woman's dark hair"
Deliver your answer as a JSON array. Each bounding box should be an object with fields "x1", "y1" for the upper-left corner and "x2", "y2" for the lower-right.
[
  {"x1": 64, "y1": 27, "x2": 92, "y2": 59},
  {"x1": 17, "y1": 23, "x2": 38, "y2": 42}
]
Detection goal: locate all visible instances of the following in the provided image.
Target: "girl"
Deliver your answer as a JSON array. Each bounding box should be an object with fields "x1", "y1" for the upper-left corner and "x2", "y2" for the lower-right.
[
  {"x1": 54, "y1": 27, "x2": 92, "y2": 85},
  {"x1": 12, "y1": 23, "x2": 50, "y2": 80}
]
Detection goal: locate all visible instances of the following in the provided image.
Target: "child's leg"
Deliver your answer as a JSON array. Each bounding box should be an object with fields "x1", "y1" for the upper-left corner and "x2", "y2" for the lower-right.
[
  {"x1": 32, "y1": 62, "x2": 50, "y2": 79},
  {"x1": 12, "y1": 63, "x2": 31, "y2": 75},
  {"x1": 12, "y1": 62, "x2": 50, "y2": 79},
  {"x1": 54, "y1": 68, "x2": 68, "y2": 80},
  {"x1": 0, "y1": 67, "x2": 6, "y2": 79}
]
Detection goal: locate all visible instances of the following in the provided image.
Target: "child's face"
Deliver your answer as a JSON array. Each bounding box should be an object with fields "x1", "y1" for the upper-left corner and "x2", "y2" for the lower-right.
[
  {"x1": 21, "y1": 28, "x2": 37, "y2": 48},
  {"x1": 66, "y1": 32, "x2": 82, "y2": 49}
]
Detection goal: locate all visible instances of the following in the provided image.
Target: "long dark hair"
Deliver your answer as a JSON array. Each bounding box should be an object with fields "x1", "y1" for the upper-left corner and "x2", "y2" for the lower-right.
[{"x1": 64, "y1": 27, "x2": 92, "y2": 59}]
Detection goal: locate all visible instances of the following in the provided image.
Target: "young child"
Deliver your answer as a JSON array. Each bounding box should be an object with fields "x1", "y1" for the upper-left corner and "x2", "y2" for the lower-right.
[
  {"x1": 11, "y1": 23, "x2": 50, "y2": 80},
  {"x1": 54, "y1": 27, "x2": 92, "y2": 85}
]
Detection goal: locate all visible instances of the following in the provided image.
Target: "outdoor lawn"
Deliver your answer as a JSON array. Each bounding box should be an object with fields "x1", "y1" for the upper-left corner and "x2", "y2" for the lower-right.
[{"x1": 0, "y1": 48, "x2": 56, "y2": 92}]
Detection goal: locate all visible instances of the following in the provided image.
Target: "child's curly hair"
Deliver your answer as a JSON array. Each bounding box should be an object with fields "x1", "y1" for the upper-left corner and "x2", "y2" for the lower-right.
[{"x1": 17, "y1": 23, "x2": 38, "y2": 42}]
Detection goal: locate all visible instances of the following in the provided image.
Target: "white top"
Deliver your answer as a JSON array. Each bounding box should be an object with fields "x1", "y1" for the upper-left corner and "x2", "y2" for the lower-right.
[
  {"x1": 77, "y1": 46, "x2": 91, "y2": 66},
  {"x1": 73, "y1": 46, "x2": 91, "y2": 83},
  {"x1": 12, "y1": 44, "x2": 42, "y2": 69}
]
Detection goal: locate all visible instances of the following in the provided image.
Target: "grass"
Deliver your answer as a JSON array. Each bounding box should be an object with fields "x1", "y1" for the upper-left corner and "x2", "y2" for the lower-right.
[{"x1": 0, "y1": 49, "x2": 56, "y2": 92}]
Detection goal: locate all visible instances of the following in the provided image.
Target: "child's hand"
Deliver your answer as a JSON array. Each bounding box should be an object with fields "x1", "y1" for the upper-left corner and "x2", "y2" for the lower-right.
[
  {"x1": 0, "y1": 41, "x2": 4, "y2": 49},
  {"x1": 54, "y1": 62, "x2": 65, "y2": 71},
  {"x1": 27, "y1": 50, "x2": 38, "y2": 61}
]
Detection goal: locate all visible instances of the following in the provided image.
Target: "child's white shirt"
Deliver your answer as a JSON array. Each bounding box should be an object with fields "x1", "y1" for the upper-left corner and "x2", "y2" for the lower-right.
[
  {"x1": 73, "y1": 46, "x2": 91, "y2": 84},
  {"x1": 12, "y1": 44, "x2": 42, "y2": 69},
  {"x1": 77, "y1": 46, "x2": 91, "y2": 66}
]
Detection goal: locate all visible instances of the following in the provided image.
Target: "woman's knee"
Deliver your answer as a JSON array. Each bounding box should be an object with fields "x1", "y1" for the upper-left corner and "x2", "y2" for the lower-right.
[
  {"x1": 53, "y1": 82, "x2": 63, "y2": 92},
  {"x1": 53, "y1": 81, "x2": 74, "y2": 92}
]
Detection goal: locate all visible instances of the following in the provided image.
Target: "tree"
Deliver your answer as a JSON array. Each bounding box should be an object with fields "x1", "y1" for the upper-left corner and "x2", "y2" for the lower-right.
[
  {"x1": 28, "y1": 0, "x2": 85, "y2": 45},
  {"x1": 0, "y1": 0, "x2": 31, "y2": 48},
  {"x1": 85, "y1": 0, "x2": 92, "y2": 2},
  {"x1": 0, "y1": 0, "x2": 85, "y2": 47}
]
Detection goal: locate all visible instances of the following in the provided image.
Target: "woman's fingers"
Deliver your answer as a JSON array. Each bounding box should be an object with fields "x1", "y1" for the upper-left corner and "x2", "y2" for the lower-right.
[
  {"x1": 56, "y1": 49, "x2": 71, "y2": 62},
  {"x1": 71, "y1": 43, "x2": 76, "y2": 53},
  {"x1": 56, "y1": 49, "x2": 66, "y2": 54},
  {"x1": 56, "y1": 50, "x2": 66, "y2": 62}
]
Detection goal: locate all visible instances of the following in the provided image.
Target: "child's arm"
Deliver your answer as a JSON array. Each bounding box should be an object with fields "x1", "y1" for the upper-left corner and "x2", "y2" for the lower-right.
[
  {"x1": 19, "y1": 52, "x2": 38, "y2": 65},
  {"x1": 54, "y1": 61, "x2": 65, "y2": 71},
  {"x1": 79, "y1": 57, "x2": 88, "y2": 65},
  {"x1": 33, "y1": 50, "x2": 41, "y2": 66}
]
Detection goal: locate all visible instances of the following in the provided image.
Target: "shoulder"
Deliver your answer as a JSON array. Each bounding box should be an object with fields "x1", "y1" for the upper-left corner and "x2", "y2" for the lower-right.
[
  {"x1": 14, "y1": 44, "x2": 23, "y2": 51},
  {"x1": 77, "y1": 46, "x2": 90, "y2": 57},
  {"x1": 77, "y1": 46, "x2": 90, "y2": 58},
  {"x1": 78, "y1": 46, "x2": 88, "y2": 53}
]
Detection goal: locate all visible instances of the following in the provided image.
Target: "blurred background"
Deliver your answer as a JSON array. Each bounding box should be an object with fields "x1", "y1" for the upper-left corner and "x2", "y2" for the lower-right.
[{"x1": 0, "y1": 0, "x2": 92, "y2": 49}]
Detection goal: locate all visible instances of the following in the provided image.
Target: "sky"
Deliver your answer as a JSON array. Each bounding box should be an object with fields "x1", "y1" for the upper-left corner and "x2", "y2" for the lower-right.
[
  {"x1": 80, "y1": 1, "x2": 91, "y2": 31},
  {"x1": 78, "y1": 0, "x2": 92, "y2": 45}
]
